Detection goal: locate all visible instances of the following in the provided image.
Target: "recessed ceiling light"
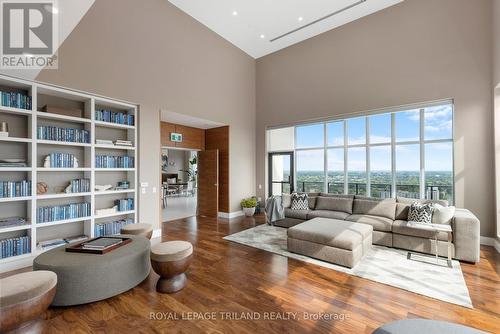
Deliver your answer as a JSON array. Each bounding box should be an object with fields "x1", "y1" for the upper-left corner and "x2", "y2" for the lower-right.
[
  {"x1": 298, "y1": 16, "x2": 303, "y2": 21},
  {"x1": 260, "y1": 34, "x2": 265, "y2": 39},
  {"x1": 232, "y1": 11, "x2": 238, "y2": 16}
]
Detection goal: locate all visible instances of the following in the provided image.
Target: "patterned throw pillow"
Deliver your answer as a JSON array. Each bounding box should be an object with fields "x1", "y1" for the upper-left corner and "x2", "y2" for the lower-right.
[
  {"x1": 408, "y1": 202, "x2": 434, "y2": 224},
  {"x1": 290, "y1": 193, "x2": 309, "y2": 210}
]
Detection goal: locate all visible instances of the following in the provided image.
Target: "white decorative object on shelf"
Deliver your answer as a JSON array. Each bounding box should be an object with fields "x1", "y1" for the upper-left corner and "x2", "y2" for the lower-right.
[
  {"x1": 43, "y1": 155, "x2": 79, "y2": 168},
  {"x1": 96, "y1": 206, "x2": 118, "y2": 216},
  {"x1": 95, "y1": 184, "x2": 113, "y2": 192}
]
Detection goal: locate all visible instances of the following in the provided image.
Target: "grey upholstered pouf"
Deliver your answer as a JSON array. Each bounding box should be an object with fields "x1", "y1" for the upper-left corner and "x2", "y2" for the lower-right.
[
  {"x1": 121, "y1": 223, "x2": 153, "y2": 239},
  {"x1": 33, "y1": 235, "x2": 150, "y2": 306},
  {"x1": 373, "y1": 319, "x2": 487, "y2": 334}
]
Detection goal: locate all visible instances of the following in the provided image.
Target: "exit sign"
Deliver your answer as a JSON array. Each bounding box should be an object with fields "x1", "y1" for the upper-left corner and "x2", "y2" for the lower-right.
[{"x1": 170, "y1": 133, "x2": 183, "y2": 142}]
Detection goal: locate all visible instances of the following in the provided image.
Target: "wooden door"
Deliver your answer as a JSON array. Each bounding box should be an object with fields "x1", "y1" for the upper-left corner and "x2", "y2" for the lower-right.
[{"x1": 197, "y1": 149, "x2": 219, "y2": 217}]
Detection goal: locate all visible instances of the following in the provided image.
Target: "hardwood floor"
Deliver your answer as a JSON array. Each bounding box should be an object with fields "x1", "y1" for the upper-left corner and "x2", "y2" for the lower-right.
[{"x1": 2, "y1": 214, "x2": 499, "y2": 333}]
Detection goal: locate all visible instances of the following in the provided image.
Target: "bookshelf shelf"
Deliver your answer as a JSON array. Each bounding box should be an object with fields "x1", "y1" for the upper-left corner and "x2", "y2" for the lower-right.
[
  {"x1": 0, "y1": 196, "x2": 32, "y2": 203},
  {"x1": 95, "y1": 189, "x2": 135, "y2": 196},
  {"x1": 36, "y1": 111, "x2": 91, "y2": 124},
  {"x1": 0, "y1": 74, "x2": 138, "y2": 273},
  {"x1": 37, "y1": 168, "x2": 92, "y2": 172},
  {"x1": 94, "y1": 210, "x2": 135, "y2": 219},
  {"x1": 37, "y1": 140, "x2": 91, "y2": 147},
  {"x1": 38, "y1": 192, "x2": 92, "y2": 200},
  {"x1": 0, "y1": 224, "x2": 32, "y2": 233},
  {"x1": 0, "y1": 167, "x2": 32, "y2": 172},
  {"x1": 95, "y1": 168, "x2": 135, "y2": 172},
  {"x1": 94, "y1": 120, "x2": 135, "y2": 130},
  {"x1": 95, "y1": 144, "x2": 136, "y2": 151},
  {"x1": 36, "y1": 216, "x2": 92, "y2": 228},
  {"x1": 0, "y1": 137, "x2": 32, "y2": 143},
  {"x1": 0, "y1": 106, "x2": 32, "y2": 116}
]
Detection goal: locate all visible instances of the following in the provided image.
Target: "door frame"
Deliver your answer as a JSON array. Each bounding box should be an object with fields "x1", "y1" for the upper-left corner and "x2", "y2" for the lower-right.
[{"x1": 268, "y1": 151, "x2": 294, "y2": 196}]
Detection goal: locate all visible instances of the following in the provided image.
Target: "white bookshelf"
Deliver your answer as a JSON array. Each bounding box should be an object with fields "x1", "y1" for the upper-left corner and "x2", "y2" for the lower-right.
[{"x1": 0, "y1": 74, "x2": 138, "y2": 272}]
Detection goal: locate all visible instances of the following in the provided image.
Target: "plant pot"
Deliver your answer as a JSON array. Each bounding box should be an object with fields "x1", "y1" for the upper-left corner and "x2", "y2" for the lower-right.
[{"x1": 243, "y1": 207, "x2": 256, "y2": 217}]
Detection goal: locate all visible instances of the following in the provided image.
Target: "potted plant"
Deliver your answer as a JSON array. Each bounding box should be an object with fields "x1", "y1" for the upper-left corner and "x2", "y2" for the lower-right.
[
  {"x1": 180, "y1": 156, "x2": 198, "y2": 195},
  {"x1": 241, "y1": 197, "x2": 257, "y2": 217}
]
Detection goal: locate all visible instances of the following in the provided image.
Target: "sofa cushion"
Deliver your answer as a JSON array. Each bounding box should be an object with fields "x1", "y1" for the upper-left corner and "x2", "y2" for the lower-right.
[
  {"x1": 281, "y1": 193, "x2": 292, "y2": 208},
  {"x1": 432, "y1": 204, "x2": 455, "y2": 225},
  {"x1": 353, "y1": 197, "x2": 396, "y2": 220},
  {"x1": 308, "y1": 196, "x2": 317, "y2": 210},
  {"x1": 408, "y1": 203, "x2": 434, "y2": 224},
  {"x1": 284, "y1": 208, "x2": 310, "y2": 220},
  {"x1": 290, "y1": 193, "x2": 309, "y2": 210},
  {"x1": 345, "y1": 214, "x2": 393, "y2": 232},
  {"x1": 287, "y1": 217, "x2": 373, "y2": 251},
  {"x1": 314, "y1": 195, "x2": 354, "y2": 214},
  {"x1": 392, "y1": 220, "x2": 449, "y2": 241},
  {"x1": 306, "y1": 210, "x2": 350, "y2": 220},
  {"x1": 395, "y1": 197, "x2": 449, "y2": 220}
]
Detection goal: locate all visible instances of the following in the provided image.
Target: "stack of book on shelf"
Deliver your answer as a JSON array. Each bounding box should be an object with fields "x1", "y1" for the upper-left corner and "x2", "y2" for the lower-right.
[
  {"x1": 0, "y1": 180, "x2": 31, "y2": 197},
  {"x1": 116, "y1": 198, "x2": 134, "y2": 212},
  {"x1": 47, "y1": 153, "x2": 76, "y2": 168},
  {"x1": 0, "y1": 217, "x2": 27, "y2": 229},
  {"x1": 114, "y1": 140, "x2": 133, "y2": 147},
  {"x1": 38, "y1": 126, "x2": 90, "y2": 144},
  {"x1": 0, "y1": 159, "x2": 27, "y2": 168},
  {"x1": 0, "y1": 91, "x2": 32, "y2": 110},
  {"x1": 0, "y1": 236, "x2": 30, "y2": 259},
  {"x1": 81, "y1": 237, "x2": 123, "y2": 251},
  {"x1": 96, "y1": 139, "x2": 113, "y2": 146},
  {"x1": 95, "y1": 155, "x2": 134, "y2": 168},
  {"x1": 37, "y1": 202, "x2": 91, "y2": 223},
  {"x1": 94, "y1": 218, "x2": 133, "y2": 237},
  {"x1": 37, "y1": 235, "x2": 88, "y2": 251},
  {"x1": 95, "y1": 109, "x2": 134, "y2": 126},
  {"x1": 68, "y1": 178, "x2": 90, "y2": 193}
]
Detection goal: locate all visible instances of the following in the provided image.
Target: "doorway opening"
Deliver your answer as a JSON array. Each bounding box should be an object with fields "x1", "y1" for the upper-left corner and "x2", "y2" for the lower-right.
[{"x1": 162, "y1": 148, "x2": 198, "y2": 221}]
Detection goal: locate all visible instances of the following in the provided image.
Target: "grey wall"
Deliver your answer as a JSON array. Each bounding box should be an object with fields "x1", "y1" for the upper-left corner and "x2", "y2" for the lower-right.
[
  {"x1": 256, "y1": 0, "x2": 495, "y2": 237},
  {"x1": 37, "y1": 0, "x2": 256, "y2": 229}
]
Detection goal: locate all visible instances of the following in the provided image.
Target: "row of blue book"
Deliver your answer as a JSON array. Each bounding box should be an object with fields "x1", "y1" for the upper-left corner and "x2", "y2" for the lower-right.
[
  {"x1": 95, "y1": 155, "x2": 134, "y2": 168},
  {"x1": 0, "y1": 236, "x2": 30, "y2": 259},
  {"x1": 1, "y1": 91, "x2": 32, "y2": 110},
  {"x1": 38, "y1": 126, "x2": 90, "y2": 143},
  {"x1": 0, "y1": 180, "x2": 31, "y2": 198},
  {"x1": 37, "y1": 202, "x2": 91, "y2": 223},
  {"x1": 116, "y1": 198, "x2": 134, "y2": 211},
  {"x1": 94, "y1": 218, "x2": 133, "y2": 237},
  {"x1": 47, "y1": 153, "x2": 76, "y2": 168},
  {"x1": 68, "y1": 178, "x2": 90, "y2": 193},
  {"x1": 95, "y1": 109, "x2": 134, "y2": 126}
]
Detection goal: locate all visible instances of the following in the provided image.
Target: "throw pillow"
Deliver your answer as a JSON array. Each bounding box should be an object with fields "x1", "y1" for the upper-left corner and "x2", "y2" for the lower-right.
[
  {"x1": 408, "y1": 202, "x2": 434, "y2": 224},
  {"x1": 290, "y1": 193, "x2": 309, "y2": 210},
  {"x1": 281, "y1": 193, "x2": 292, "y2": 208},
  {"x1": 432, "y1": 204, "x2": 456, "y2": 225}
]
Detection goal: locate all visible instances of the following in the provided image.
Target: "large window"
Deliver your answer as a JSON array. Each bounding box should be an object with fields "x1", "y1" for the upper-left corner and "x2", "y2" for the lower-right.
[{"x1": 267, "y1": 102, "x2": 454, "y2": 203}]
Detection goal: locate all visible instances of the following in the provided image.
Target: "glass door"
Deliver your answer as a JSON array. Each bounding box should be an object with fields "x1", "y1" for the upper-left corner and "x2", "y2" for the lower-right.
[{"x1": 268, "y1": 152, "x2": 294, "y2": 196}]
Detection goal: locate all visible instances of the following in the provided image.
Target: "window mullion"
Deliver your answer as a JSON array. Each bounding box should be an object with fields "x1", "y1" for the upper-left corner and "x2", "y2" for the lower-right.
[
  {"x1": 344, "y1": 120, "x2": 348, "y2": 194},
  {"x1": 366, "y1": 117, "x2": 371, "y2": 197},
  {"x1": 391, "y1": 113, "x2": 396, "y2": 198},
  {"x1": 420, "y1": 108, "x2": 425, "y2": 199},
  {"x1": 324, "y1": 123, "x2": 328, "y2": 193}
]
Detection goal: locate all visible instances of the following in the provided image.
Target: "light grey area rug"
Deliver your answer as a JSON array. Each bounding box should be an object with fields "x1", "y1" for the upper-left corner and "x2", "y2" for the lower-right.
[{"x1": 224, "y1": 224, "x2": 472, "y2": 308}]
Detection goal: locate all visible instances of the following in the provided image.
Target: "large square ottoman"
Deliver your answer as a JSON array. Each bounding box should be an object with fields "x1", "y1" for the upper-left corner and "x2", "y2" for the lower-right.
[{"x1": 287, "y1": 217, "x2": 373, "y2": 268}]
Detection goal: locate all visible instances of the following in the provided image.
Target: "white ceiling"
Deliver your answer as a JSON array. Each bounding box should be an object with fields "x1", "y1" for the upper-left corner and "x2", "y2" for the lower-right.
[
  {"x1": 168, "y1": 0, "x2": 404, "y2": 58},
  {"x1": 161, "y1": 110, "x2": 226, "y2": 129}
]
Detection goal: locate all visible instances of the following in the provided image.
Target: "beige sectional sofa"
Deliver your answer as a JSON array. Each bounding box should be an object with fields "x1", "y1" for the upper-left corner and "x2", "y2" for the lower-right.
[{"x1": 276, "y1": 193, "x2": 481, "y2": 263}]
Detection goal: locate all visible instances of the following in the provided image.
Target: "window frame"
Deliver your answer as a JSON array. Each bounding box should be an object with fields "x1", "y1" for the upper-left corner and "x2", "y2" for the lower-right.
[{"x1": 266, "y1": 100, "x2": 454, "y2": 203}]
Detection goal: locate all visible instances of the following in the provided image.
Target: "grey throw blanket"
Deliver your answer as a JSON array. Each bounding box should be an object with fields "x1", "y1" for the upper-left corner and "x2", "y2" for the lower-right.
[{"x1": 265, "y1": 195, "x2": 284, "y2": 225}]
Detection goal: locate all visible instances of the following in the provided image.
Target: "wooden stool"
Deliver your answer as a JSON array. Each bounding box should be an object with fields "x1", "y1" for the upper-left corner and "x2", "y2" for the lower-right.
[
  {"x1": 0, "y1": 271, "x2": 57, "y2": 332},
  {"x1": 120, "y1": 223, "x2": 153, "y2": 239},
  {"x1": 150, "y1": 241, "x2": 193, "y2": 293}
]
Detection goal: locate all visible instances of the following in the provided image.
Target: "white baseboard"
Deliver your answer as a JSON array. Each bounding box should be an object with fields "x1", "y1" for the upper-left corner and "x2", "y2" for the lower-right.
[
  {"x1": 480, "y1": 236, "x2": 500, "y2": 253},
  {"x1": 0, "y1": 255, "x2": 33, "y2": 273},
  {"x1": 218, "y1": 211, "x2": 244, "y2": 219}
]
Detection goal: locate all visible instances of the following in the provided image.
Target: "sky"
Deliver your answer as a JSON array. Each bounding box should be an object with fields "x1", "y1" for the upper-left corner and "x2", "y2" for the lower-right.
[{"x1": 288, "y1": 104, "x2": 453, "y2": 172}]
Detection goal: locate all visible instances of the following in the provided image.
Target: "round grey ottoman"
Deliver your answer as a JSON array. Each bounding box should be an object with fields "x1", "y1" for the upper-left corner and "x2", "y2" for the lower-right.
[
  {"x1": 373, "y1": 319, "x2": 487, "y2": 334},
  {"x1": 33, "y1": 235, "x2": 150, "y2": 306}
]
